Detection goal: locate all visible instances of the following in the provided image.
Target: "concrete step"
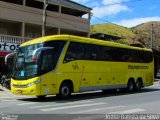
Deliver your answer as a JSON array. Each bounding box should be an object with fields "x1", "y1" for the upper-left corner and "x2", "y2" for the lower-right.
[{"x1": 0, "y1": 85, "x2": 10, "y2": 93}]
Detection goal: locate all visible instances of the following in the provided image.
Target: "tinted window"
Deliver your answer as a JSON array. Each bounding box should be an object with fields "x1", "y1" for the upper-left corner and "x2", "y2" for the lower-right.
[
  {"x1": 64, "y1": 42, "x2": 85, "y2": 62},
  {"x1": 142, "y1": 51, "x2": 153, "y2": 63},
  {"x1": 40, "y1": 40, "x2": 66, "y2": 74},
  {"x1": 44, "y1": 40, "x2": 66, "y2": 54},
  {"x1": 64, "y1": 41, "x2": 153, "y2": 63},
  {"x1": 84, "y1": 44, "x2": 100, "y2": 60},
  {"x1": 104, "y1": 47, "x2": 129, "y2": 62},
  {"x1": 64, "y1": 42, "x2": 108, "y2": 62},
  {"x1": 44, "y1": 40, "x2": 66, "y2": 65},
  {"x1": 40, "y1": 50, "x2": 54, "y2": 74},
  {"x1": 128, "y1": 50, "x2": 143, "y2": 63},
  {"x1": 128, "y1": 50, "x2": 153, "y2": 63}
]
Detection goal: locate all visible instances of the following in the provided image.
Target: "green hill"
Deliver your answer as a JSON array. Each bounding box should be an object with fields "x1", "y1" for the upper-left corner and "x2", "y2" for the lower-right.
[
  {"x1": 133, "y1": 21, "x2": 160, "y2": 32},
  {"x1": 133, "y1": 21, "x2": 160, "y2": 49},
  {"x1": 91, "y1": 23, "x2": 135, "y2": 39},
  {"x1": 91, "y1": 23, "x2": 154, "y2": 49},
  {"x1": 91, "y1": 24, "x2": 134, "y2": 38}
]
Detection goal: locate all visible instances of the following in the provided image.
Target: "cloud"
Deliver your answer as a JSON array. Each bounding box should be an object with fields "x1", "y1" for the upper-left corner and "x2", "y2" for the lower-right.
[
  {"x1": 92, "y1": 4, "x2": 130, "y2": 18},
  {"x1": 115, "y1": 17, "x2": 160, "y2": 27},
  {"x1": 87, "y1": 1, "x2": 101, "y2": 7},
  {"x1": 102, "y1": 0, "x2": 130, "y2": 5},
  {"x1": 72, "y1": 0, "x2": 132, "y2": 21}
]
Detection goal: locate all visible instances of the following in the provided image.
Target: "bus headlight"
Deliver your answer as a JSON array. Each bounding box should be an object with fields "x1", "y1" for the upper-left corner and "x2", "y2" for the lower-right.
[
  {"x1": 26, "y1": 79, "x2": 41, "y2": 87},
  {"x1": 12, "y1": 79, "x2": 41, "y2": 88}
]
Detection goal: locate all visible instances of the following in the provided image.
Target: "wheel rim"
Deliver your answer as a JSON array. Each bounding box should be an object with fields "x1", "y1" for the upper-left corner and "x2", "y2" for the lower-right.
[
  {"x1": 128, "y1": 80, "x2": 134, "y2": 91},
  {"x1": 137, "y1": 81, "x2": 142, "y2": 90},
  {"x1": 61, "y1": 86, "x2": 70, "y2": 96},
  {"x1": 129, "y1": 83, "x2": 133, "y2": 91}
]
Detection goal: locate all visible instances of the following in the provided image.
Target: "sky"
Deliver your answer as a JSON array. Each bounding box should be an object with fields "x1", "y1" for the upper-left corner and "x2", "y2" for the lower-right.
[{"x1": 71, "y1": 0, "x2": 160, "y2": 28}]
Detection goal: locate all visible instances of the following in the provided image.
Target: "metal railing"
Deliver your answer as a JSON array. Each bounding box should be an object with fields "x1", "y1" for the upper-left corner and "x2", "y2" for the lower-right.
[{"x1": 0, "y1": 34, "x2": 32, "y2": 44}]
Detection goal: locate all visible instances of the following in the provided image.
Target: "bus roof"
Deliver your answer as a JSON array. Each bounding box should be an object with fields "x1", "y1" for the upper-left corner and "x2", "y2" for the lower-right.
[{"x1": 21, "y1": 35, "x2": 152, "y2": 52}]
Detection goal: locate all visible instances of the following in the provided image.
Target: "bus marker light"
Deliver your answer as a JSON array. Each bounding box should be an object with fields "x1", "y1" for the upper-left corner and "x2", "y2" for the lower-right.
[
  {"x1": 17, "y1": 90, "x2": 22, "y2": 94},
  {"x1": 32, "y1": 58, "x2": 37, "y2": 61},
  {"x1": 52, "y1": 84, "x2": 56, "y2": 88},
  {"x1": 30, "y1": 89, "x2": 35, "y2": 93}
]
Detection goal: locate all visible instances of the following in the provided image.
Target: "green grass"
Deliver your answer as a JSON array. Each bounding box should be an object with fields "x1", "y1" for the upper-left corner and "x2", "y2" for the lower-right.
[
  {"x1": 90, "y1": 23, "x2": 157, "y2": 49},
  {"x1": 91, "y1": 23, "x2": 135, "y2": 38}
]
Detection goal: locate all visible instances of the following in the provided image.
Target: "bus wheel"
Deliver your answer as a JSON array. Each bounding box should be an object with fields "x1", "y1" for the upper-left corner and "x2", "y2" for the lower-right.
[
  {"x1": 136, "y1": 79, "x2": 143, "y2": 91},
  {"x1": 127, "y1": 79, "x2": 135, "y2": 92},
  {"x1": 58, "y1": 83, "x2": 71, "y2": 99}
]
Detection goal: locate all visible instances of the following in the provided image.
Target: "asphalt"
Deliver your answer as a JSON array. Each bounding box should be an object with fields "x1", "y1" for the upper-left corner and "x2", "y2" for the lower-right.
[{"x1": 0, "y1": 81, "x2": 160, "y2": 120}]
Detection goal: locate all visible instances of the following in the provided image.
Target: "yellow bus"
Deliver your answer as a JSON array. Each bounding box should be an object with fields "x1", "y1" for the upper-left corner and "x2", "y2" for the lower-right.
[{"x1": 6, "y1": 35, "x2": 154, "y2": 99}]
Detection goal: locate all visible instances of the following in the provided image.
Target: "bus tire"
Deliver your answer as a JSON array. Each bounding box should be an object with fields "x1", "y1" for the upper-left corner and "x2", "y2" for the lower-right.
[
  {"x1": 127, "y1": 79, "x2": 136, "y2": 92},
  {"x1": 58, "y1": 82, "x2": 72, "y2": 99},
  {"x1": 136, "y1": 79, "x2": 143, "y2": 91}
]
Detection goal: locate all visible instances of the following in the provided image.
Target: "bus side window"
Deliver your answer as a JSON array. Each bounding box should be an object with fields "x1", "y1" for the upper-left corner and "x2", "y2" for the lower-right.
[
  {"x1": 40, "y1": 51, "x2": 54, "y2": 74},
  {"x1": 84, "y1": 44, "x2": 99, "y2": 60},
  {"x1": 64, "y1": 42, "x2": 85, "y2": 63},
  {"x1": 84, "y1": 44, "x2": 113, "y2": 61},
  {"x1": 142, "y1": 51, "x2": 153, "y2": 63},
  {"x1": 117, "y1": 48, "x2": 129, "y2": 62},
  {"x1": 129, "y1": 50, "x2": 143, "y2": 63},
  {"x1": 104, "y1": 47, "x2": 113, "y2": 61},
  {"x1": 89, "y1": 46, "x2": 97, "y2": 60}
]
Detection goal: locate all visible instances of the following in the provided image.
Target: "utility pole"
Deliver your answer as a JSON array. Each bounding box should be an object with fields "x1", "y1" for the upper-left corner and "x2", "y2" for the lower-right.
[
  {"x1": 88, "y1": 12, "x2": 92, "y2": 37},
  {"x1": 42, "y1": 0, "x2": 48, "y2": 37},
  {"x1": 150, "y1": 23, "x2": 154, "y2": 49}
]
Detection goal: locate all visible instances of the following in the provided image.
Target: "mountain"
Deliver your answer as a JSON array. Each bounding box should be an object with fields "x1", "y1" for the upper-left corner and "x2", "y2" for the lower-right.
[
  {"x1": 91, "y1": 23, "x2": 136, "y2": 44},
  {"x1": 91, "y1": 23, "x2": 135, "y2": 38},
  {"x1": 133, "y1": 21, "x2": 160, "y2": 49},
  {"x1": 90, "y1": 22, "x2": 157, "y2": 49},
  {"x1": 133, "y1": 21, "x2": 160, "y2": 32}
]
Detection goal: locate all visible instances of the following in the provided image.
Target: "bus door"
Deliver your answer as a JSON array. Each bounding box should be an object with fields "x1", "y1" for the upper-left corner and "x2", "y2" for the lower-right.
[
  {"x1": 39, "y1": 50, "x2": 55, "y2": 95},
  {"x1": 62, "y1": 42, "x2": 85, "y2": 92}
]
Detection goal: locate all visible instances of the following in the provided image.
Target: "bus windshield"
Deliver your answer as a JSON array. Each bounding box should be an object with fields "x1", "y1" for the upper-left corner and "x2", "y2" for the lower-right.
[
  {"x1": 12, "y1": 40, "x2": 66, "y2": 80},
  {"x1": 13, "y1": 43, "x2": 43, "y2": 80}
]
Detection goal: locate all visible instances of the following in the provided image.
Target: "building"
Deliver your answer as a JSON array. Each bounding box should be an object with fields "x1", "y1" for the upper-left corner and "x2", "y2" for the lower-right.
[
  {"x1": 0, "y1": 0, "x2": 91, "y2": 52},
  {"x1": 0, "y1": 0, "x2": 91, "y2": 75}
]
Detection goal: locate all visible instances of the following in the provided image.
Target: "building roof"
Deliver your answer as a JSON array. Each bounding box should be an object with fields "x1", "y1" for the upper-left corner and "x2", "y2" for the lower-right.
[
  {"x1": 45, "y1": 0, "x2": 92, "y2": 13},
  {"x1": 67, "y1": 0, "x2": 92, "y2": 10}
]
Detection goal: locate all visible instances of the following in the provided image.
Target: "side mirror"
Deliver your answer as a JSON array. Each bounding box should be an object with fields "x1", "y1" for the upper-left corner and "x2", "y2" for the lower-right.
[
  {"x1": 32, "y1": 47, "x2": 54, "y2": 61},
  {"x1": 5, "y1": 52, "x2": 16, "y2": 65}
]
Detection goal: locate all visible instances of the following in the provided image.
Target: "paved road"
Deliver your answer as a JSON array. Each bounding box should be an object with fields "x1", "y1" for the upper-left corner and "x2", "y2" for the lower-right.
[{"x1": 0, "y1": 82, "x2": 160, "y2": 120}]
